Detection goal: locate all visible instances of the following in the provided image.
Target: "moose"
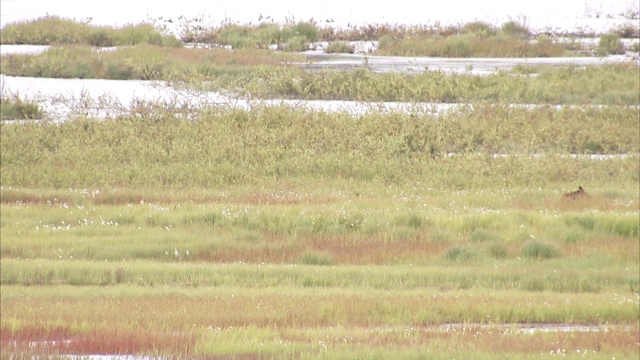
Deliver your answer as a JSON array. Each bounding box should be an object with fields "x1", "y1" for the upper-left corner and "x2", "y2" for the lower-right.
[{"x1": 562, "y1": 186, "x2": 590, "y2": 200}]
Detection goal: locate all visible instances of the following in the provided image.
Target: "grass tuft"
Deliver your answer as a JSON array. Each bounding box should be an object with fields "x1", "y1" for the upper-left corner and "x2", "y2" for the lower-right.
[
  {"x1": 597, "y1": 33, "x2": 625, "y2": 56},
  {"x1": 0, "y1": 94, "x2": 44, "y2": 120},
  {"x1": 300, "y1": 252, "x2": 334, "y2": 266},
  {"x1": 521, "y1": 240, "x2": 561, "y2": 260}
]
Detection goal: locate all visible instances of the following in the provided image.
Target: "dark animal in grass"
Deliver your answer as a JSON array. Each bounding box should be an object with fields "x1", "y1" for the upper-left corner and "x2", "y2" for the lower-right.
[{"x1": 562, "y1": 186, "x2": 590, "y2": 200}]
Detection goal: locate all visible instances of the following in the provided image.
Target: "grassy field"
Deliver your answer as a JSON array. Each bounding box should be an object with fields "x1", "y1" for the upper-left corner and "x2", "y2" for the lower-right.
[
  {"x1": 1, "y1": 181, "x2": 639, "y2": 359},
  {"x1": 0, "y1": 16, "x2": 639, "y2": 359},
  {"x1": 1, "y1": 97, "x2": 639, "y2": 358}
]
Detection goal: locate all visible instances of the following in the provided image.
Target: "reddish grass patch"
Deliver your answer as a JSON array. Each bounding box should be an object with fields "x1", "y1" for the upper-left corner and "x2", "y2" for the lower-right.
[{"x1": 1, "y1": 325, "x2": 198, "y2": 355}]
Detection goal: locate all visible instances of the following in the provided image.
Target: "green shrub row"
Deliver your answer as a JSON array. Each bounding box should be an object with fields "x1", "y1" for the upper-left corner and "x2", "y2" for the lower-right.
[
  {"x1": 0, "y1": 45, "x2": 294, "y2": 80},
  {"x1": 0, "y1": 15, "x2": 182, "y2": 47}
]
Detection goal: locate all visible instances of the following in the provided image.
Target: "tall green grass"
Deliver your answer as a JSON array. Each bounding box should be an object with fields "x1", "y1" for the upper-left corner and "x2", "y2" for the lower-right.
[{"x1": 1, "y1": 104, "x2": 637, "y2": 188}]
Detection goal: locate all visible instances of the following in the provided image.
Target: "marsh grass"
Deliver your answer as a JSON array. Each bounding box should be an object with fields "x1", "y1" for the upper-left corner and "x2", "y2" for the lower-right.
[
  {"x1": 1, "y1": 103, "x2": 637, "y2": 190},
  {"x1": 521, "y1": 240, "x2": 561, "y2": 260},
  {"x1": 2, "y1": 48, "x2": 638, "y2": 104},
  {"x1": 201, "y1": 64, "x2": 640, "y2": 104},
  {"x1": 0, "y1": 16, "x2": 181, "y2": 47},
  {"x1": 324, "y1": 41, "x2": 355, "y2": 54},
  {"x1": 0, "y1": 94, "x2": 44, "y2": 120},
  {"x1": 376, "y1": 34, "x2": 567, "y2": 57},
  {"x1": 597, "y1": 33, "x2": 625, "y2": 56},
  {"x1": 0, "y1": 45, "x2": 300, "y2": 80},
  {"x1": 182, "y1": 21, "x2": 319, "y2": 51},
  {"x1": 177, "y1": 17, "x2": 632, "y2": 58},
  {"x1": 2, "y1": 177, "x2": 638, "y2": 358},
  {"x1": 1, "y1": 284, "x2": 638, "y2": 358},
  {"x1": 1, "y1": 186, "x2": 638, "y2": 267},
  {"x1": 3, "y1": 16, "x2": 636, "y2": 60}
]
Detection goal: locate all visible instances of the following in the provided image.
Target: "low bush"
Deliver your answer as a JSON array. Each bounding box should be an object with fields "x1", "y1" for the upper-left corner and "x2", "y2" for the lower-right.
[
  {"x1": 460, "y1": 21, "x2": 497, "y2": 38},
  {"x1": 500, "y1": 20, "x2": 530, "y2": 38},
  {"x1": 325, "y1": 41, "x2": 355, "y2": 54},
  {"x1": 0, "y1": 94, "x2": 44, "y2": 120},
  {"x1": 597, "y1": 33, "x2": 625, "y2": 56}
]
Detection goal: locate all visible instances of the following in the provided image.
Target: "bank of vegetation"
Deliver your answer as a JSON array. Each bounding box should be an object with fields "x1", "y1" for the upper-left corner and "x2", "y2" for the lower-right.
[{"x1": 1, "y1": 16, "x2": 637, "y2": 56}]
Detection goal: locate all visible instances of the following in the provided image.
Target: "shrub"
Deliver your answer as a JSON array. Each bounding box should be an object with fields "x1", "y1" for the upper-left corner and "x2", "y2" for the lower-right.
[
  {"x1": 325, "y1": 41, "x2": 355, "y2": 54},
  {"x1": 0, "y1": 95, "x2": 44, "y2": 120},
  {"x1": 218, "y1": 25, "x2": 255, "y2": 48},
  {"x1": 87, "y1": 28, "x2": 116, "y2": 47},
  {"x1": 500, "y1": 21, "x2": 530, "y2": 37},
  {"x1": 461, "y1": 21, "x2": 497, "y2": 38},
  {"x1": 255, "y1": 23, "x2": 283, "y2": 48},
  {"x1": 284, "y1": 36, "x2": 310, "y2": 52},
  {"x1": 292, "y1": 22, "x2": 319, "y2": 42},
  {"x1": 521, "y1": 240, "x2": 560, "y2": 260},
  {"x1": 613, "y1": 23, "x2": 639, "y2": 38},
  {"x1": 597, "y1": 33, "x2": 625, "y2": 56},
  {"x1": 443, "y1": 36, "x2": 472, "y2": 57},
  {"x1": 116, "y1": 23, "x2": 175, "y2": 46}
]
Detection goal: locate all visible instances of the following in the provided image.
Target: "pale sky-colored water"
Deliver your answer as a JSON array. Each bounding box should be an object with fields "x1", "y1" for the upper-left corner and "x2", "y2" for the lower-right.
[{"x1": 1, "y1": 0, "x2": 638, "y2": 33}]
